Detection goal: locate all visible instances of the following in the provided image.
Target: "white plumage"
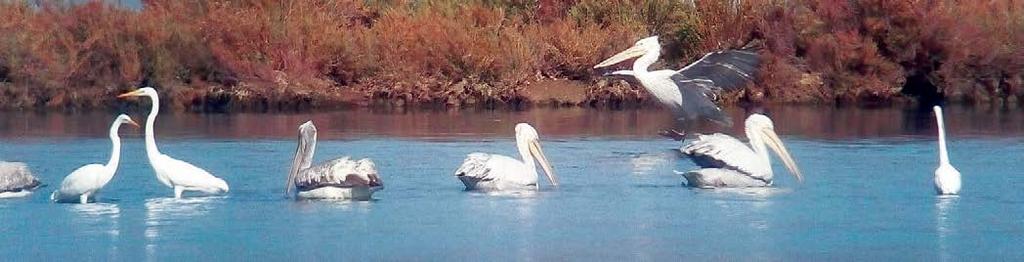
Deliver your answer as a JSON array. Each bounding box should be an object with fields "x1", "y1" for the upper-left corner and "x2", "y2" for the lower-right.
[
  {"x1": 679, "y1": 114, "x2": 802, "y2": 188},
  {"x1": 455, "y1": 123, "x2": 558, "y2": 191},
  {"x1": 119, "y1": 87, "x2": 229, "y2": 198},
  {"x1": 52, "y1": 114, "x2": 139, "y2": 203},
  {"x1": 285, "y1": 121, "x2": 382, "y2": 200},
  {"x1": 0, "y1": 162, "x2": 41, "y2": 198},
  {"x1": 595, "y1": 36, "x2": 760, "y2": 126},
  {"x1": 933, "y1": 106, "x2": 961, "y2": 195}
]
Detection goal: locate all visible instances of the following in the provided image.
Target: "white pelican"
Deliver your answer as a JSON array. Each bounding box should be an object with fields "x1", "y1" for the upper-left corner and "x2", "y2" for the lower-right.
[
  {"x1": 285, "y1": 121, "x2": 383, "y2": 200},
  {"x1": 454, "y1": 123, "x2": 558, "y2": 191},
  {"x1": 51, "y1": 114, "x2": 139, "y2": 203},
  {"x1": 118, "y1": 87, "x2": 229, "y2": 198},
  {"x1": 679, "y1": 114, "x2": 802, "y2": 188},
  {"x1": 0, "y1": 162, "x2": 41, "y2": 198},
  {"x1": 933, "y1": 106, "x2": 961, "y2": 195},
  {"x1": 594, "y1": 36, "x2": 760, "y2": 126}
]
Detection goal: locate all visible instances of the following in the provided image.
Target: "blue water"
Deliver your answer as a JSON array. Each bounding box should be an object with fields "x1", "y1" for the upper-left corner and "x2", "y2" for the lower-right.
[{"x1": 2, "y1": 108, "x2": 1024, "y2": 260}]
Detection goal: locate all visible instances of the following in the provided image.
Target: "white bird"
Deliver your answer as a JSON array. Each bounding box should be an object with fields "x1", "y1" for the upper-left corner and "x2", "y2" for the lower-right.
[
  {"x1": 454, "y1": 123, "x2": 558, "y2": 191},
  {"x1": 118, "y1": 87, "x2": 229, "y2": 198},
  {"x1": 594, "y1": 36, "x2": 760, "y2": 126},
  {"x1": 0, "y1": 162, "x2": 41, "y2": 198},
  {"x1": 679, "y1": 114, "x2": 802, "y2": 188},
  {"x1": 933, "y1": 106, "x2": 961, "y2": 195},
  {"x1": 285, "y1": 121, "x2": 383, "y2": 200},
  {"x1": 52, "y1": 114, "x2": 139, "y2": 203}
]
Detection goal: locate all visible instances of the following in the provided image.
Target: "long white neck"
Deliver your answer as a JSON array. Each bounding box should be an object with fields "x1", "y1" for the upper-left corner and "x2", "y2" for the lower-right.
[
  {"x1": 746, "y1": 127, "x2": 771, "y2": 167},
  {"x1": 935, "y1": 108, "x2": 950, "y2": 164},
  {"x1": 101, "y1": 121, "x2": 122, "y2": 185},
  {"x1": 105, "y1": 121, "x2": 122, "y2": 173},
  {"x1": 144, "y1": 93, "x2": 161, "y2": 160},
  {"x1": 301, "y1": 133, "x2": 316, "y2": 170},
  {"x1": 632, "y1": 46, "x2": 660, "y2": 74},
  {"x1": 516, "y1": 138, "x2": 537, "y2": 174}
]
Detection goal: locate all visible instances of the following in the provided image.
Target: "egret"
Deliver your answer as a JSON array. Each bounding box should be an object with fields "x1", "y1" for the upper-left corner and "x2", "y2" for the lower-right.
[
  {"x1": 118, "y1": 87, "x2": 229, "y2": 198},
  {"x1": 52, "y1": 114, "x2": 139, "y2": 203},
  {"x1": 933, "y1": 106, "x2": 961, "y2": 195}
]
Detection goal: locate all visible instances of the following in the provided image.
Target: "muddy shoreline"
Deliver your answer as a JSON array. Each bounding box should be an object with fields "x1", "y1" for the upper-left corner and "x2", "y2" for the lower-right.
[{"x1": 4, "y1": 78, "x2": 1018, "y2": 113}]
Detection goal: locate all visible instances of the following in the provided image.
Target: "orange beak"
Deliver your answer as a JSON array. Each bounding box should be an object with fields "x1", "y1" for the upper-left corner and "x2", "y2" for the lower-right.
[
  {"x1": 117, "y1": 90, "x2": 141, "y2": 99},
  {"x1": 125, "y1": 118, "x2": 140, "y2": 128}
]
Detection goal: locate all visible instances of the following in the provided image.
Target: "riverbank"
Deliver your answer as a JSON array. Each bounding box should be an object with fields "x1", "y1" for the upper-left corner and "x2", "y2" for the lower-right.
[{"x1": 0, "y1": 0, "x2": 1020, "y2": 111}]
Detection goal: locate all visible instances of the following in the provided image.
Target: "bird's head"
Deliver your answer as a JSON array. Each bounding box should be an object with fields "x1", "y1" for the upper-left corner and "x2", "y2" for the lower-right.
[
  {"x1": 745, "y1": 114, "x2": 802, "y2": 182},
  {"x1": 594, "y1": 36, "x2": 661, "y2": 69},
  {"x1": 115, "y1": 114, "x2": 140, "y2": 128},
  {"x1": 117, "y1": 87, "x2": 158, "y2": 99},
  {"x1": 514, "y1": 123, "x2": 558, "y2": 187}
]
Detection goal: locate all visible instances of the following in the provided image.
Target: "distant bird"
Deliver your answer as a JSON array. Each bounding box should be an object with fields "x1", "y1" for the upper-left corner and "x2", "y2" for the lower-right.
[
  {"x1": 51, "y1": 114, "x2": 139, "y2": 203},
  {"x1": 933, "y1": 106, "x2": 961, "y2": 195},
  {"x1": 594, "y1": 36, "x2": 760, "y2": 126},
  {"x1": 285, "y1": 121, "x2": 383, "y2": 200},
  {"x1": 455, "y1": 123, "x2": 558, "y2": 191},
  {"x1": 678, "y1": 114, "x2": 802, "y2": 188},
  {"x1": 0, "y1": 162, "x2": 41, "y2": 198},
  {"x1": 118, "y1": 87, "x2": 229, "y2": 198}
]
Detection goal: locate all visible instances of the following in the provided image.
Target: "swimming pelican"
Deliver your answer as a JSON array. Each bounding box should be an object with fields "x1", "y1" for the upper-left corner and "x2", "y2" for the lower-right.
[
  {"x1": 118, "y1": 87, "x2": 229, "y2": 198},
  {"x1": 678, "y1": 114, "x2": 802, "y2": 188},
  {"x1": 594, "y1": 36, "x2": 760, "y2": 126},
  {"x1": 285, "y1": 121, "x2": 383, "y2": 200},
  {"x1": 454, "y1": 123, "x2": 558, "y2": 191},
  {"x1": 933, "y1": 106, "x2": 961, "y2": 195},
  {"x1": 51, "y1": 114, "x2": 139, "y2": 203},
  {"x1": 0, "y1": 162, "x2": 41, "y2": 198}
]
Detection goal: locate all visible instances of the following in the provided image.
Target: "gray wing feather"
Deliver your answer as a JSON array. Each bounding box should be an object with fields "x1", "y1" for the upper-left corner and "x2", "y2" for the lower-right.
[
  {"x1": 677, "y1": 49, "x2": 760, "y2": 90},
  {"x1": 681, "y1": 134, "x2": 764, "y2": 177},
  {"x1": 454, "y1": 153, "x2": 492, "y2": 179},
  {"x1": 671, "y1": 78, "x2": 732, "y2": 125},
  {"x1": 294, "y1": 157, "x2": 377, "y2": 190},
  {"x1": 0, "y1": 162, "x2": 40, "y2": 193}
]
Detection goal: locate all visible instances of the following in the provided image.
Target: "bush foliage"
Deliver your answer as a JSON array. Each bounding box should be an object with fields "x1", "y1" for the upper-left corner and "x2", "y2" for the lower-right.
[{"x1": 0, "y1": 0, "x2": 1019, "y2": 109}]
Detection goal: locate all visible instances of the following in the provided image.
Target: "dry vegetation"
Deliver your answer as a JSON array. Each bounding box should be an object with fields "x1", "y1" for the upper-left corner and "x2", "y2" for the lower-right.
[{"x1": 0, "y1": 0, "x2": 1020, "y2": 111}]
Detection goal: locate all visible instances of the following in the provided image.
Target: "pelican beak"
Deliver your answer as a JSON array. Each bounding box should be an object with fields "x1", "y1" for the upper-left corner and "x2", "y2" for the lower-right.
[
  {"x1": 117, "y1": 89, "x2": 143, "y2": 99},
  {"x1": 285, "y1": 126, "x2": 315, "y2": 197},
  {"x1": 761, "y1": 128, "x2": 803, "y2": 182},
  {"x1": 603, "y1": 70, "x2": 635, "y2": 77},
  {"x1": 125, "y1": 118, "x2": 140, "y2": 128},
  {"x1": 528, "y1": 139, "x2": 558, "y2": 186},
  {"x1": 594, "y1": 45, "x2": 647, "y2": 68}
]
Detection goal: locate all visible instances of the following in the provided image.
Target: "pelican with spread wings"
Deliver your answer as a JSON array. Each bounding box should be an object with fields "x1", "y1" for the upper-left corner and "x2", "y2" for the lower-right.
[{"x1": 595, "y1": 36, "x2": 760, "y2": 126}]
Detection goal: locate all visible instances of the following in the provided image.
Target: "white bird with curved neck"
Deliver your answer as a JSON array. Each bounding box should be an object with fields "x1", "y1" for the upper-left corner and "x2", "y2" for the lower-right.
[
  {"x1": 118, "y1": 87, "x2": 230, "y2": 198},
  {"x1": 52, "y1": 114, "x2": 139, "y2": 203}
]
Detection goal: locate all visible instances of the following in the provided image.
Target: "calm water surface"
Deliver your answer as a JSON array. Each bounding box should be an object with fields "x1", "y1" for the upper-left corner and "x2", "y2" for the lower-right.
[{"x1": 1, "y1": 105, "x2": 1023, "y2": 260}]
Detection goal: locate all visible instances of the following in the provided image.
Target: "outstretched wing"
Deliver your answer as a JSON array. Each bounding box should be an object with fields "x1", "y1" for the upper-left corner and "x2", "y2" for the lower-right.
[
  {"x1": 677, "y1": 49, "x2": 760, "y2": 90},
  {"x1": 670, "y1": 77, "x2": 732, "y2": 126},
  {"x1": 666, "y1": 49, "x2": 760, "y2": 126}
]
